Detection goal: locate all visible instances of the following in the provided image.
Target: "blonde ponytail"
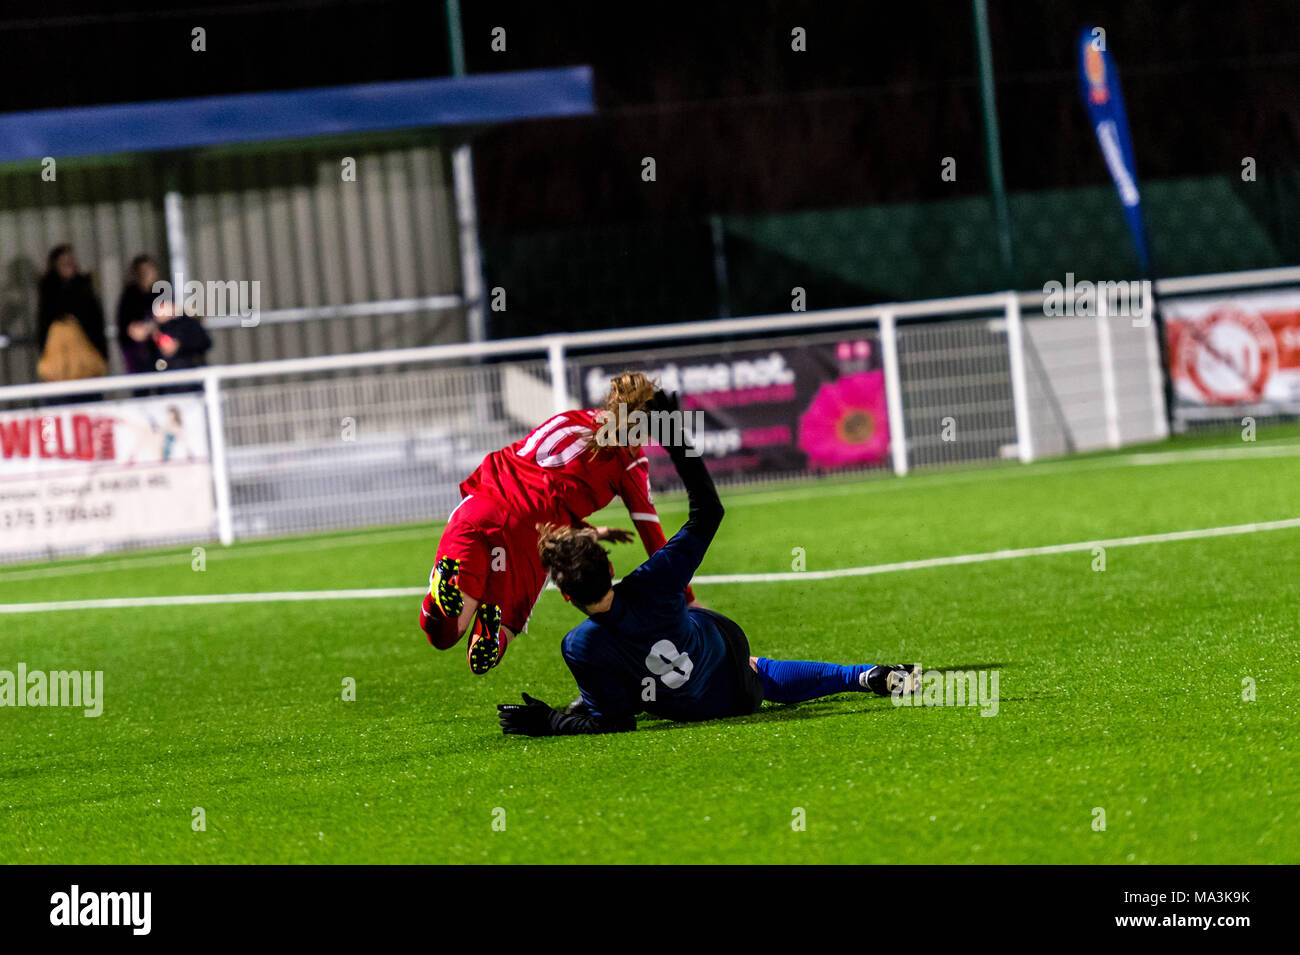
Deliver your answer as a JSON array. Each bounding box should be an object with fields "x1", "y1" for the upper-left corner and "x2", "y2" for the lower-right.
[{"x1": 587, "y1": 370, "x2": 657, "y2": 453}]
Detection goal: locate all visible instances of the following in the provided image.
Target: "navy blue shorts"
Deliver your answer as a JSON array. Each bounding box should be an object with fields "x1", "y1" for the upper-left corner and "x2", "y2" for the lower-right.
[{"x1": 694, "y1": 608, "x2": 765, "y2": 715}]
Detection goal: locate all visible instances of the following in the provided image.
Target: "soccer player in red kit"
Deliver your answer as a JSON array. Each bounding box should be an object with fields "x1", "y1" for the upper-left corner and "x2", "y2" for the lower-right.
[{"x1": 420, "y1": 372, "x2": 691, "y2": 674}]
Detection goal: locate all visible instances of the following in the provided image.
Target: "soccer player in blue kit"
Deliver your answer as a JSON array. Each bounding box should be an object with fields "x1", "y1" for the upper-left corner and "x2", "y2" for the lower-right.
[{"x1": 496, "y1": 389, "x2": 920, "y2": 737}]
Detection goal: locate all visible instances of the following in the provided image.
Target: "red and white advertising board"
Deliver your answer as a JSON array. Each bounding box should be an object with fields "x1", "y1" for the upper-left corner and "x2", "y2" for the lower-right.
[
  {"x1": 1164, "y1": 289, "x2": 1300, "y2": 411},
  {"x1": 0, "y1": 394, "x2": 215, "y2": 557}
]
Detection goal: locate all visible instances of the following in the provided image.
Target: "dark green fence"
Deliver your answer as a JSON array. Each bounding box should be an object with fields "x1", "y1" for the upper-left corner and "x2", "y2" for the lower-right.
[{"x1": 483, "y1": 171, "x2": 1299, "y2": 337}]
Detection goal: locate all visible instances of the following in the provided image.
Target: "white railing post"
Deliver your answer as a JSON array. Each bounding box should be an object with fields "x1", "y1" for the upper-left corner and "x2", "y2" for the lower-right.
[
  {"x1": 548, "y1": 338, "x2": 569, "y2": 413},
  {"x1": 879, "y1": 311, "x2": 908, "y2": 476},
  {"x1": 1140, "y1": 280, "x2": 1170, "y2": 439},
  {"x1": 452, "y1": 144, "x2": 487, "y2": 345},
  {"x1": 1005, "y1": 291, "x2": 1034, "y2": 463},
  {"x1": 163, "y1": 188, "x2": 189, "y2": 294},
  {"x1": 1096, "y1": 291, "x2": 1121, "y2": 448},
  {"x1": 203, "y1": 372, "x2": 235, "y2": 546}
]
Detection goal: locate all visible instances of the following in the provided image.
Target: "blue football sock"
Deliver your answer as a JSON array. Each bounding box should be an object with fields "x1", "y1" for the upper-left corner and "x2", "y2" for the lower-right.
[{"x1": 754, "y1": 657, "x2": 875, "y2": 704}]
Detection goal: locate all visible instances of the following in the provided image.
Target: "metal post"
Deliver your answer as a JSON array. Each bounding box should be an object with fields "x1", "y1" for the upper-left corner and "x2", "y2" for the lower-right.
[
  {"x1": 163, "y1": 187, "x2": 189, "y2": 295},
  {"x1": 1005, "y1": 292, "x2": 1034, "y2": 462},
  {"x1": 1140, "y1": 280, "x2": 1170, "y2": 438},
  {"x1": 548, "y1": 338, "x2": 569, "y2": 413},
  {"x1": 1095, "y1": 292, "x2": 1121, "y2": 448},
  {"x1": 973, "y1": 0, "x2": 1016, "y2": 288},
  {"x1": 446, "y1": 0, "x2": 487, "y2": 344},
  {"x1": 709, "y1": 214, "x2": 732, "y2": 319},
  {"x1": 203, "y1": 373, "x2": 235, "y2": 546},
  {"x1": 879, "y1": 311, "x2": 908, "y2": 476},
  {"x1": 451, "y1": 145, "x2": 486, "y2": 344},
  {"x1": 446, "y1": 0, "x2": 467, "y2": 76}
]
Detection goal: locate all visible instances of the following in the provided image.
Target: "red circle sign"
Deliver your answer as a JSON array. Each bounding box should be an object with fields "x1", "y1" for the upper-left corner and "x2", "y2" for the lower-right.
[{"x1": 1178, "y1": 307, "x2": 1276, "y2": 404}]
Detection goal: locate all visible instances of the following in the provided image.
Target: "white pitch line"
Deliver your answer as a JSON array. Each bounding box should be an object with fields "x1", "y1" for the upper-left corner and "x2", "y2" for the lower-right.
[
  {"x1": 0, "y1": 525, "x2": 439, "y2": 583},
  {"x1": 713, "y1": 442, "x2": 1300, "y2": 510},
  {"x1": 3, "y1": 516, "x2": 1298, "y2": 615},
  {"x1": 1124, "y1": 444, "x2": 1300, "y2": 466},
  {"x1": 691, "y1": 516, "x2": 1300, "y2": 583},
  {"x1": 0, "y1": 587, "x2": 422, "y2": 614}
]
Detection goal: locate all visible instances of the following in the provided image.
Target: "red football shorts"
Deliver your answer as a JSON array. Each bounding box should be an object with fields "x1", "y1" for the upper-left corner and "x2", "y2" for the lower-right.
[{"x1": 430, "y1": 494, "x2": 547, "y2": 636}]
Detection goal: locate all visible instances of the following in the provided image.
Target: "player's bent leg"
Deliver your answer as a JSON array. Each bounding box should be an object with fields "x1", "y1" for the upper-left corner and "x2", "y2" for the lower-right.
[
  {"x1": 421, "y1": 501, "x2": 494, "y2": 652},
  {"x1": 420, "y1": 593, "x2": 480, "y2": 649},
  {"x1": 420, "y1": 555, "x2": 482, "y2": 650},
  {"x1": 420, "y1": 606, "x2": 460, "y2": 649},
  {"x1": 465, "y1": 581, "x2": 536, "y2": 674},
  {"x1": 464, "y1": 519, "x2": 546, "y2": 674},
  {"x1": 431, "y1": 555, "x2": 465, "y2": 618},
  {"x1": 467, "y1": 605, "x2": 515, "y2": 675}
]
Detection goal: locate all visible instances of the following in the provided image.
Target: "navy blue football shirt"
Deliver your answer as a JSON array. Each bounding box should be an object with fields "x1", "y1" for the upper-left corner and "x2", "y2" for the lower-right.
[{"x1": 558, "y1": 436, "x2": 742, "y2": 724}]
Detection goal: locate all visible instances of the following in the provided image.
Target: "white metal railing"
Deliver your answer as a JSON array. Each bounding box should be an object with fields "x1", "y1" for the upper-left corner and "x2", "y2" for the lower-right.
[
  {"x1": 9, "y1": 264, "x2": 1299, "y2": 404},
  {"x1": 0, "y1": 294, "x2": 468, "y2": 354},
  {"x1": 2, "y1": 264, "x2": 1297, "y2": 556},
  {"x1": 200, "y1": 294, "x2": 463, "y2": 331}
]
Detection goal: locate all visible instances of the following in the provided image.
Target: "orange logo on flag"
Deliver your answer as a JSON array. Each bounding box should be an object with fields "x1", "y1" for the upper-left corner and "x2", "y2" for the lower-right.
[{"x1": 1084, "y1": 46, "x2": 1109, "y2": 105}]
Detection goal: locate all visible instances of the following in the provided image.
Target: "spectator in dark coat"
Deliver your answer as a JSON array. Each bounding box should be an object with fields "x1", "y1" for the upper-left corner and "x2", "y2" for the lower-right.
[
  {"x1": 37, "y1": 245, "x2": 107, "y2": 361},
  {"x1": 117, "y1": 254, "x2": 162, "y2": 375},
  {"x1": 151, "y1": 299, "x2": 212, "y2": 392}
]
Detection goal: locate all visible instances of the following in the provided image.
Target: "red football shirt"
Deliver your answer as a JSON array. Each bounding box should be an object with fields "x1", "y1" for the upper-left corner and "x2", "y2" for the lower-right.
[{"x1": 459, "y1": 409, "x2": 670, "y2": 558}]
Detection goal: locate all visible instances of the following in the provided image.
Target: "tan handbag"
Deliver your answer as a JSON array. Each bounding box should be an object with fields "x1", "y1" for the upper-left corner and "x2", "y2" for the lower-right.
[{"x1": 38, "y1": 316, "x2": 107, "y2": 382}]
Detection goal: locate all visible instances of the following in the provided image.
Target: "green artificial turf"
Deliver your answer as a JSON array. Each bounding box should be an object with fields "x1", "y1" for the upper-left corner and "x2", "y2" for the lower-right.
[{"x1": 1, "y1": 429, "x2": 1297, "y2": 863}]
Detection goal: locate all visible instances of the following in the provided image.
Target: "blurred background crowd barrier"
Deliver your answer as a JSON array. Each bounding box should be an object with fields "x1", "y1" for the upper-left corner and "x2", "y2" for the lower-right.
[
  {"x1": 1, "y1": 0, "x2": 1297, "y2": 561},
  {"x1": 8, "y1": 267, "x2": 1297, "y2": 563}
]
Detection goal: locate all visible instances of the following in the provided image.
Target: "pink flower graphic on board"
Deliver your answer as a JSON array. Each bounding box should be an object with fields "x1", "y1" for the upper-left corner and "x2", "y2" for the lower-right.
[{"x1": 797, "y1": 370, "x2": 891, "y2": 469}]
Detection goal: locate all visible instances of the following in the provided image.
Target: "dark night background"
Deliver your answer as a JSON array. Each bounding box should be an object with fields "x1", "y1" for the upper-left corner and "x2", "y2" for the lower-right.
[{"x1": 3, "y1": 0, "x2": 1299, "y2": 335}]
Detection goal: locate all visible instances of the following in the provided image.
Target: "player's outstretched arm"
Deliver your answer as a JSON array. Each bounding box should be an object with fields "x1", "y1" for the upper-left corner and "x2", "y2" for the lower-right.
[
  {"x1": 628, "y1": 389, "x2": 723, "y2": 598},
  {"x1": 616, "y1": 433, "x2": 698, "y2": 603},
  {"x1": 497, "y1": 693, "x2": 636, "y2": 737},
  {"x1": 649, "y1": 388, "x2": 724, "y2": 546}
]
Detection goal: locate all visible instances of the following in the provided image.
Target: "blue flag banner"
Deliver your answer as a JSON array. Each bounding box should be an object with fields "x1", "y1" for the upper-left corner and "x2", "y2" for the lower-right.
[{"x1": 1077, "y1": 27, "x2": 1151, "y2": 275}]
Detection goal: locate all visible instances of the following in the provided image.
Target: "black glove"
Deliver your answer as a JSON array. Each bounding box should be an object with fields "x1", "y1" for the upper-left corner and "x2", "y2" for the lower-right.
[
  {"x1": 645, "y1": 387, "x2": 680, "y2": 415},
  {"x1": 497, "y1": 692, "x2": 557, "y2": 736}
]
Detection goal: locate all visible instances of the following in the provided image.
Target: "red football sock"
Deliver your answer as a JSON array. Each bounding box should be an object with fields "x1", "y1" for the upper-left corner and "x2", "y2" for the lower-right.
[{"x1": 420, "y1": 592, "x2": 462, "y2": 649}]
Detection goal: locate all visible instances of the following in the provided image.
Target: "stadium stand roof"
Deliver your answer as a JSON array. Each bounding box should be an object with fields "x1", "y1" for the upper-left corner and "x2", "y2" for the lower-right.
[{"x1": 0, "y1": 66, "x2": 594, "y2": 162}]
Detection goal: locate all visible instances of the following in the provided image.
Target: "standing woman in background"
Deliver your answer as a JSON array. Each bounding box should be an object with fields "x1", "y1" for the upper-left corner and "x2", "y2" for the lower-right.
[
  {"x1": 117, "y1": 254, "x2": 162, "y2": 377},
  {"x1": 36, "y1": 244, "x2": 107, "y2": 390}
]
